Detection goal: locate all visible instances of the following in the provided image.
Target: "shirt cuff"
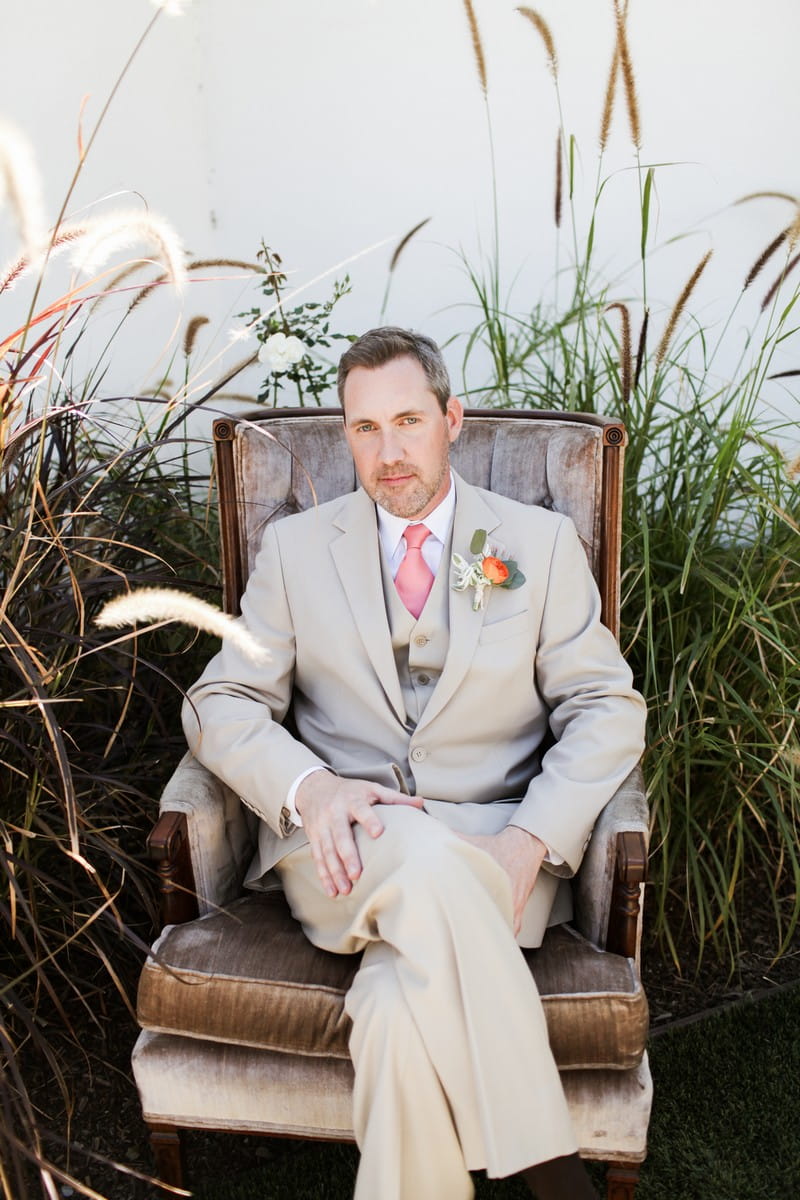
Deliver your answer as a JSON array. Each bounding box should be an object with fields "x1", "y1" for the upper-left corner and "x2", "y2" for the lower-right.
[{"x1": 285, "y1": 766, "x2": 330, "y2": 827}]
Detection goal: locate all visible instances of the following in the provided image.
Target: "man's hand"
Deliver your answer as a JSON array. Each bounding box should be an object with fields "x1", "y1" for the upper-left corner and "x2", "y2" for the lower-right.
[
  {"x1": 295, "y1": 772, "x2": 424, "y2": 898},
  {"x1": 458, "y1": 826, "x2": 548, "y2": 935}
]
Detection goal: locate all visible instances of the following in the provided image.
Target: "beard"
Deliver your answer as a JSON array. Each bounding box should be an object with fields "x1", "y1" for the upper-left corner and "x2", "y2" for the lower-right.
[{"x1": 368, "y1": 457, "x2": 449, "y2": 519}]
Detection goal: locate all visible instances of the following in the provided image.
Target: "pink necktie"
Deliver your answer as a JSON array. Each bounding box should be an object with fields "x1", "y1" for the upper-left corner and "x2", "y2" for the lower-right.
[{"x1": 395, "y1": 523, "x2": 434, "y2": 619}]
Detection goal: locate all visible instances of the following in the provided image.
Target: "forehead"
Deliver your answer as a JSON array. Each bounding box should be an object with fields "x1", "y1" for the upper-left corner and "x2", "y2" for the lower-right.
[{"x1": 342, "y1": 356, "x2": 439, "y2": 422}]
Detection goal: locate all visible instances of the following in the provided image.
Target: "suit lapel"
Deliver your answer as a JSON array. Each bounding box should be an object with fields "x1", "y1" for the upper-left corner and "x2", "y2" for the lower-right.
[
  {"x1": 330, "y1": 489, "x2": 406, "y2": 724},
  {"x1": 416, "y1": 473, "x2": 501, "y2": 731}
]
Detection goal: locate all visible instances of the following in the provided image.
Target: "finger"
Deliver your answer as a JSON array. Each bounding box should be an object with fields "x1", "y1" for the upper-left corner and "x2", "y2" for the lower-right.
[
  {"x1": 329, "y1": 820, "x2": 363, "y2": 886},
  {"x1": 372, "y1": 786, "x2": 425, "y2": 809},
  {"x1": 351, "y1": 802, "x2": 385, "y2": 840},
  {"x1": 308, "y1": 837, "x2": 338, "y2": 899},
  {"x1": 313, "y1": 822, "x2": 355, "y2": 895}
]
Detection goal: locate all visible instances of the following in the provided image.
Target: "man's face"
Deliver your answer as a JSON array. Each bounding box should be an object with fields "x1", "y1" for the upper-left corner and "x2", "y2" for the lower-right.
[{"x1": 342, "y1": 355, "x2": 463, "y2": 520}]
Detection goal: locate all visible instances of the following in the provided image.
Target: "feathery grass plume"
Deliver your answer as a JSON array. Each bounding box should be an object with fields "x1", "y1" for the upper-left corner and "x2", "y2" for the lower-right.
[
  {"x1": 379, "y1": 218, "x2": 432, "y2": 321},
  {"x1": 183, "y1": 315, "x2": 210, "y2": 357},
  {"x1": 69, "y1": 209, "x2": 186, "y2": 292},
  {"x1": 654, "y1": 251, "x2": 712, "y2": 368},
  {"x1": 188, "y1": 257, "x2": 267, "y2": 273},
  {"x1": 95, "y1": 588, "x2": 271, "y2": 665},
  {"x1": 761, "y1": 249, "x2": 800, "y2": 312},
  {"x1": 605, "y1": 301, "x2": 631, "y2": 406},
  {"x1": 786, "y1": 209, "x2": 800, "y2": 250},
  {"x1": 599, "y1": 38, "x2": 619, "y2": 151},
  {"x1": 743, "y1": 227, "x2": 790, "y2": 290},
  {"x1": 462, "y1": 0, "x2": 488, "y2": 94},
  {"x1": 785, "y1": 452, "x2": 800, "y2": 482},
  {"x1": 633, "y1": 306, "x2": 649, "y2": 390},
  {"x1": 613, "y1": 0, "x2": 642, "y2": 149},
  {"x1": 0, "y1": 119, "x2": 48, "y2": 266},
  {"x1": 516, "y1": 8, "x2": 558, "y2": 77},
  {"x1": 389, "y1": 218, "x2": 432, "y2": 273},
  {"x1": 554, "y1": 133, "x2": 563, "y2": 227}
]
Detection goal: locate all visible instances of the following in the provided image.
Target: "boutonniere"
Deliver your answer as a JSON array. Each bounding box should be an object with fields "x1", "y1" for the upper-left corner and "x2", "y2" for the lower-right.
[{"x1": 451, "y1": 529, "x2": 526, "y2": 611}]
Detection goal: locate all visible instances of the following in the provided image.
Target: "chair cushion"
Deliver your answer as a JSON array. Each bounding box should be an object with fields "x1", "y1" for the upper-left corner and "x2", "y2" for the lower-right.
[{"x1": 137, "y1": 893, "x2": 648, "y2": 1070}]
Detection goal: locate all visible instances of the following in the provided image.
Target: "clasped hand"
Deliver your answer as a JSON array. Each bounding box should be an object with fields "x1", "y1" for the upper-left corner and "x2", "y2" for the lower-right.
[{"x1": 296, "y1": 772, "x2": 547, "y2": 934}]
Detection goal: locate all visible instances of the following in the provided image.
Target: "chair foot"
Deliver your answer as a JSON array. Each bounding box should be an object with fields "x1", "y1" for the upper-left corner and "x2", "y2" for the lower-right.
[
  {"x1": 148, "y1": 1122, "x2": 185, "y2": 1190},
  {"x1": 606, "y1": 1161, "x2": 640, "y2": 1200}
]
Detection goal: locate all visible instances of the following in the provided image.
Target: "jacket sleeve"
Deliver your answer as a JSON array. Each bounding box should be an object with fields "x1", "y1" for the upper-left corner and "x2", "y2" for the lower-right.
[
  {"x1": 507, "y1": 516, "x2": 647, "y2": 875},
  {"x1": 181, "y1": 522, "x2": 329, "y2": 836}
]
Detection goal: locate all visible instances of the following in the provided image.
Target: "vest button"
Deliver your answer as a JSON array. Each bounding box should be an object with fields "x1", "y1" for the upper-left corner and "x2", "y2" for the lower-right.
[
  {"x1": 411, "y1": 747, "x2": 427, "y2": 763},
  {"x1": 414, "y1": 634, "x2": 429, "y2": 647},
  {"x1": 416, "y1": 673, "x2": 431, "y2": 686}
]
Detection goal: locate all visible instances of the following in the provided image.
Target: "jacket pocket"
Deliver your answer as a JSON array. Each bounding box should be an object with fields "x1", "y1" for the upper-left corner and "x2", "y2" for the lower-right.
[{"x1": 478, "y1": 610, "x2": 530, "y2": 645}]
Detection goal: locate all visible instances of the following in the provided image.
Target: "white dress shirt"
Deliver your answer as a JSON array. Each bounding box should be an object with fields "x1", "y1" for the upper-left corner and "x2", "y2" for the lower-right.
[{"x1": 285, "y1": 479, "x2": 455, "y2": 823}]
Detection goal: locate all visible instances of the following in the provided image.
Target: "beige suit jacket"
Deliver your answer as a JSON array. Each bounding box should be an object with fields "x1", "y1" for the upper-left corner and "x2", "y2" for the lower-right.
[{"x1": 183, "y1": 472, "x2": 647, "y2": 946}]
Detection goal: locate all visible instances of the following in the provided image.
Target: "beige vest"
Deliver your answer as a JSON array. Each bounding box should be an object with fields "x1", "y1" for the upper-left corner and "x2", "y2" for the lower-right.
[{"x1": 379, "y1": 532, "x2": 452, "y2": 782}]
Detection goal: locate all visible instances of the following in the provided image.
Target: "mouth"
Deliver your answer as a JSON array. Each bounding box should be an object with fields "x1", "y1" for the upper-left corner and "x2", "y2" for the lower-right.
[{"x1": 377, "y1": 471, "x2": 417, "y2": 486}]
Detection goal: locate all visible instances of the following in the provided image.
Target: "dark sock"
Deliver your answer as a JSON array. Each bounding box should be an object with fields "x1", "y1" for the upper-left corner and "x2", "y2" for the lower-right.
[{"x1": 520, "y1": 1152, "x2": 600, "y2": 1200}]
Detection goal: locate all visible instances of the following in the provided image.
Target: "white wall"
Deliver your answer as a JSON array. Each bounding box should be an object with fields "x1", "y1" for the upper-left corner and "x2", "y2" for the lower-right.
[{"x1": 3, "y1": 0, "x2": 800, "y2": 423}]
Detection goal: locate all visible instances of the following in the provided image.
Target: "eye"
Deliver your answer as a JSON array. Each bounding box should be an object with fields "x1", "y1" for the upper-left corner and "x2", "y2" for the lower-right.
[
  {"x1": 401, "y1": 416, "x2": 419, "y2": 425},
  {"x1": 355, "y1": 422, "x2": 375, "y2": 433}
]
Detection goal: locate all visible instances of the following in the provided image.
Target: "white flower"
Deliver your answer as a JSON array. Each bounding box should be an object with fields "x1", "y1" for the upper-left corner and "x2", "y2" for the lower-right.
[
  {"x1": 258, "y1": 331, "x2": 307, "y2": 372},
  {"x1": 451, "y1": 553, "x2": 491, "y2": 611}
]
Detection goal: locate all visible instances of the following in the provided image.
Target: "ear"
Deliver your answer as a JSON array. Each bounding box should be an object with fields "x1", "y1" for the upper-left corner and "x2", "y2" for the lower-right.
[{"x1": 445, "y1": 395, "x2": 464, "y2": 443}]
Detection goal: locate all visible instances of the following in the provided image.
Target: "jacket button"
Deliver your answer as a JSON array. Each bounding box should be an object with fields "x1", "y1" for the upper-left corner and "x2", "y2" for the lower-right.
[
  {"x1": 411, "y1": 747, "x2": 427, "y2": 763},
  {"x1": 417, "y1": 673, "x2": 431, "y2": 686},
  {"x1": 414, "y1": 634, "x2": 429, "y2": 647}
]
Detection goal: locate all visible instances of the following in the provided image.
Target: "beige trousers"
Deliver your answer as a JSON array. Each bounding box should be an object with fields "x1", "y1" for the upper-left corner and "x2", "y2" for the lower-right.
[{"x1": 275, "y1": 805, "x2": 577, "y2": 1200}]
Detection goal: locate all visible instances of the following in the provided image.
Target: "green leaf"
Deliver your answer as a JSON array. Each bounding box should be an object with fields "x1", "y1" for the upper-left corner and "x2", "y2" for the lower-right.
[
  {"x1": 641, "y1": 166, "x2": 654, "y2": 261},
  {"x1": 504, "y1": 570, "x2": 526, "y2": 589},
  {"x1": 470, "y1": 528, "x2": 487, "y2": 555}
]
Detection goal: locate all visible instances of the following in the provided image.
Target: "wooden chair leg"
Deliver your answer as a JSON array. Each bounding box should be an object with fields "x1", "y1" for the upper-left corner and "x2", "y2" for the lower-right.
[
  {"x1": 148, "y1": 1122, "x2": 185, "y2": 1190},
  {"x1": 606, "y1": 1161, "x2": 640, "y2": 1200}
]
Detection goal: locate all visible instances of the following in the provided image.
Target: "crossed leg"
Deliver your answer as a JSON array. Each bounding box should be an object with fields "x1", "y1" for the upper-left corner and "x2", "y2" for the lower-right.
[{"x1": 276, "y1": 805, "x2": 577, "y2": 1200}]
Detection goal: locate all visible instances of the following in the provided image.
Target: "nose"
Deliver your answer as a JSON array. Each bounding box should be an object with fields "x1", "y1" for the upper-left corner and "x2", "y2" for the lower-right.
[{"x1": 377, "y1": 429, "x2": 405, "y2": 464}]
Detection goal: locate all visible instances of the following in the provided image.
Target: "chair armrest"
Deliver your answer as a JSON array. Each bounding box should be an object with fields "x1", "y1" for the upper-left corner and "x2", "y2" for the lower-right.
[
  {"x1": 151, "y1": 752, "x2": 257, "y2": 921},
  {"x1": 572, "y1": 764, "x2": 649, "y2": 960},
  {"x1": 148, "y1": 810, "x2": 198, "y2": 928}
]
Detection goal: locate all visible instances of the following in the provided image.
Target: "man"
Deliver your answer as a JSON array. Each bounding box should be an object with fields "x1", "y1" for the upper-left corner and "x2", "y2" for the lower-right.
[{"x1": 183, "y1": 327, "x2": 647, "y2": 1200}]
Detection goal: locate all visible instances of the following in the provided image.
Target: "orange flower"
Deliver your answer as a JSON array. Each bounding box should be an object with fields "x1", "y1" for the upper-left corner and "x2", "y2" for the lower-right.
[{"x1": 482, "y1": 556, "x2": 509, "y2": 584}]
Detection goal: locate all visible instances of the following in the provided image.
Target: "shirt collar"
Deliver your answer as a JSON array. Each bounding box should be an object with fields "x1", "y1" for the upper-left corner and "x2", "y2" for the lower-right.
[{"x1": 376, "y1": 473, "x2": 456, "y2": 559}]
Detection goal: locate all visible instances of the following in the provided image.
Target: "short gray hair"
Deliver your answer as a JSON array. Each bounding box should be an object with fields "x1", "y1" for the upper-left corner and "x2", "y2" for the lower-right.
[{"x1": 337, "y1": 327, "x2": 451, "y2": 414}]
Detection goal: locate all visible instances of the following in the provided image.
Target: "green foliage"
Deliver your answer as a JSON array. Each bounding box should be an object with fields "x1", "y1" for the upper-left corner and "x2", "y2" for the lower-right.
[
  {"x1": 450, "y1": 5, "x2": 800, "y2": 970},
  {"x1": 239, "y1": 242, "x2": 354, "y2": 407}
]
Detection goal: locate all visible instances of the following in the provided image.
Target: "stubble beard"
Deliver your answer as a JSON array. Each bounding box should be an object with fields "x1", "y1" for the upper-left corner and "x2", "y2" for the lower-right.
[{"x1": 370, "y1": 457, "x2": 448, "y2": 519}]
